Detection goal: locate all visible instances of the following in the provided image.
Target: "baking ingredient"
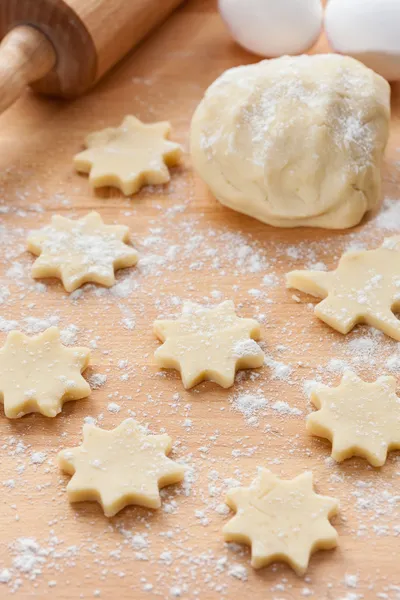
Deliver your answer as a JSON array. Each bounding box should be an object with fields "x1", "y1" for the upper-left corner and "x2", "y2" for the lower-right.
[
  {"x1": 191, "y1": 54, "x2": 390, "y2": 229},
  {"x1": 223, "y1": 469, "x2": 339, "y2": 575},
  {"x1": 218, "y1": 0, "x2": 322, "y2": 57},
  {"x1": 153, "y1": 300, "x2": 264, "y2": 389},
  {"x1": 286, "y1": 236, "x2": 400, "y2": 340},
  {"x1": 27, "y1": 211, "x2": 138, "y2": 292},
  {"x1": 58, "y1": 418, "x2": 185, "y2": 517},
  {"x1": 325, "y1": 0, "x2": 400, "y2": 81},
  {"x1": 0, "y1": 327, "x2": 90, "y2": 418},
  {"x1": 308, "y1": 371, "x2": 400, "y2": 466},
  {"x1": 74, "y1": 116, "x2": 182, "y2": 195}
]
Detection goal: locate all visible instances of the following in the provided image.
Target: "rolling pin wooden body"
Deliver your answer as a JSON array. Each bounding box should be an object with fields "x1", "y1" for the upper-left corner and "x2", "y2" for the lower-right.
[{"x1": 0, "y1": 0, "x2": 185, "y2": 112}]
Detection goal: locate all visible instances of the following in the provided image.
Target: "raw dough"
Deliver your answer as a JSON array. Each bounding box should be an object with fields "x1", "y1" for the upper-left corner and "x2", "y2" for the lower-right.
[
  {"x1": 223, "y1": 469, "x2": 338, "y2": 575},
  {"x1": 219, "y1": 0, "x2": 323, "y2": 57},
  {"x1": 325, "y1": 0, "x2": 400, "y2": 82},
  {"x1": 308, "y1": 371, "x2": 400, "y2": 466},
  {"x1": 191, "y1": 54, "x2": 390, "y2": 229},
  {"x1": 58, "y1": 418, "x2": 185, "y2": 517},
  {"x1": 74, "y1": 116, "x2": 182, "y2": 195},
  {"x1": 153, "y1": 300, "x2": 264, "y2": 389},
  {"x1": 0, "y1": 327, "x2": 90, "y2": 418},
  {"x1": 27, "y1": 211, "x2": 138, "y2": 292},
  {"x1": 286, "y1": 236, "x2": 400, "y2": 340}
]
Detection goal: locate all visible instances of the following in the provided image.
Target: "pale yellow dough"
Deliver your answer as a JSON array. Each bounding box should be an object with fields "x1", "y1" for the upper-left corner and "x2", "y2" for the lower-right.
[
  {"x1": 153, "y1": 300, "x2": 264, "y2": 389},
  {"x1": 0, "y1": 327, "x2": 90, "y2": 418},
  {"x1": 191, "y1": 54, "x2": 390, "y2": 229},
  {"x1": 27, "y1": 211, "x2": 138, "y2": 292},
  {"x1": 286, "y1": 236, "x2": 400, "y2": 340},
  {"x1": 74, "y1": 116, "x2": 182, "y2": 195},
  {"x1": 223, "y1": 469, "x2": 338, "y2": 576},
  {"x1": 58, "y1": 418, "x2": 185, "y2": 517},
  {"x1": 308, "y1": 371, "x2": 400, "y2": 467}
]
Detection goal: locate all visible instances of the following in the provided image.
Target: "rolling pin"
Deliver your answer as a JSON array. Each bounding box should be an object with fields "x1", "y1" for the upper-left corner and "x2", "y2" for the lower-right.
[{"x1": 0, "y1": 0, "x2": 185, "y2": 113}]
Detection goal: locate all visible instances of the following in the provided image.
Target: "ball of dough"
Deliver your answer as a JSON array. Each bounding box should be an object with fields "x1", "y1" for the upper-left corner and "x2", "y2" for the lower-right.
[
  {"x1": 190, "y1": 54, "x2": 390, "y2": 229},
  {"x1": 325, "y1": 0, "x2": 400, "y2": 82},
  {"x1": 218, "y1": 0, "x2": 323, "y2": 57}
]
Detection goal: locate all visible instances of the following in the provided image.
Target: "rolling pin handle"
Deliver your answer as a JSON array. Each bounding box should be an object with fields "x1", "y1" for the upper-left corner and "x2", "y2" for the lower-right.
[{"x1": 0, "y1": 25, "x2": 56, "y2": 115}]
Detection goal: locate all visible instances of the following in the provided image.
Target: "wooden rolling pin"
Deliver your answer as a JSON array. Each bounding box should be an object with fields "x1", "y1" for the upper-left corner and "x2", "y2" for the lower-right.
[{"x1": 0, "y1": 0, "x2": 185, "y2": 113}]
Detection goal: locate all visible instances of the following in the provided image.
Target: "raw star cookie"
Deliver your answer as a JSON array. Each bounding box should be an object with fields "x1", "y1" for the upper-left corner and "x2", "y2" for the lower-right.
[
  {"x1": 308, "y1": 370, "x2": 400, "y2": 466},
  {"x1": 27, "y1": 211, "x2": 138, "y2": 292},
  {"x1": 286, "y1": 236, "x2": 400, "y2": 340},
  {"x1": 223, "y1": 469, "x2": 339, "y2": 576},
  {"x1": 58, "y1": 418, "x2": 185, "y2": 517},
  {"x1": 74, "y1": 116, "x2": 182, "y2": 195},
  {"x1": 153, "y1": 300, "x2": 264, "y2": 389},
  {"x1": 0, "y1": 327, "x2": 90, "y2": 418}
]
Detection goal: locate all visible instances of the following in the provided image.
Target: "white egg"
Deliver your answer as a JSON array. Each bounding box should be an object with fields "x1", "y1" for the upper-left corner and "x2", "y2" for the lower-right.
[
  {"x1": 218, "y1": 0, "x2": 323, "y2": 57},
  {"x1": 325, "y1": 0, "x2": 400, "y2": 81}
]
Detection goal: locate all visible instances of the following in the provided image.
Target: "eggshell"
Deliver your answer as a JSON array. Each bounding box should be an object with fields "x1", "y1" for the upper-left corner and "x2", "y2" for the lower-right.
[
  {"x1": 325, "y1": 0, "x2": 400, "y2": 81},
  {"x1": 218, "y1": 0, "x2": 323, "y2": 57}
]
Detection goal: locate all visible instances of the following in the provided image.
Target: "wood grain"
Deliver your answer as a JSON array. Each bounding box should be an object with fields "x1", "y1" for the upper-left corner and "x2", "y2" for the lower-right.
[
  {"x1": 71, "y1": 0, "x2": 186, "y2": 81},
  {"x1": 0, "y1": 26, "x2": 55, "y2": 114},
  {"x1": 0, "y1": 0, "x2": 400, "y2": 598},
  {"x1": 0, "y1": 0, "x2": 185, "y2": 98},
  {"x1": 0, "y1": 0, "x2": 97, "y2": 96}
]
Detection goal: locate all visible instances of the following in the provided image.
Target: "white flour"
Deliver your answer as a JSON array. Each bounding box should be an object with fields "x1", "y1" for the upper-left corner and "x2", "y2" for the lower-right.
[{"x1": 0, "y1": 99, "x2": 399, "y2": 600}]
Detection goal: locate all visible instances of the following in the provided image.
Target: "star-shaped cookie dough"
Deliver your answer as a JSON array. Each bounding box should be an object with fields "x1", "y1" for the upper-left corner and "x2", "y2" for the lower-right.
[
  {"x1": 308, "y1": 370, "x2": 400, "y2": 466},
  {"x1": 73, "y1": 116, "x2": 182, "y2": 195},
  {"x1": 153, "y1": 300, "x2": 264, "y2": 389},
  {"x1": 286, "y1": 236, "x2": 400, "y2": 340},
  {"x1": 223, "y1": 469, "x2": 339, "y2": 576},
  {"x1": 58, "y1": 418, "x2": 185, "y2": 517},
  {"x1": 27, "y1": 211, "x2": 138, "y2": 292},
  {"x1": 0, "y1": 327, "x2": 90, "y2": 418}
]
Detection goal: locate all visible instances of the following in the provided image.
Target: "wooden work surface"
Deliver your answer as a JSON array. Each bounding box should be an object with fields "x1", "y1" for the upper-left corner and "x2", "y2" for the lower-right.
[{"x1": 1, "y1": 1, "x2": 400, "y2": 598}]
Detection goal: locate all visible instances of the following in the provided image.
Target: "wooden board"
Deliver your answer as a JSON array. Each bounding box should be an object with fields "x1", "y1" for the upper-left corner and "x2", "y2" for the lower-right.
[{"x1": 1, "y1": 0, "x2": 400, "y2": 597}]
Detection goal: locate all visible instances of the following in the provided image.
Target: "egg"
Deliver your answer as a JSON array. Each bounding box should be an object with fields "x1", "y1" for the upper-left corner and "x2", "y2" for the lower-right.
[
  {"x1": 325, "y1": 0, "x2": 400, "y2": 81},
  {"x1": 218, "y1": 0, "x2": 323, "y2": 57}
]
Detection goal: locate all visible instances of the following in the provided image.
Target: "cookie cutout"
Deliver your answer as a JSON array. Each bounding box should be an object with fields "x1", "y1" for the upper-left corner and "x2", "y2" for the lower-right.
[
  {"x1": 27, "y1": 211, "x2": 138, "y2": 292},
  {"x1": 308, "y1": 370, "x2": 400, "y2": 466},
  {"x1": 58, "y1": 418, "x2": 185, "y2": 517},
  {"x1": 153, "y1": 300, "x2": 264, "y2": 389},
  {"x1": 74, "y1": 116, "x2": 182, "y2": 195},
  {"x1": 0, "y1": 327, "x2": 90, "y2": 418},
  {"x1": 223, "y1": 469, "x2": 339, "y2": 576},
  {"x1": 286, "y1": 236, "x2": 400, "y2": 340}
]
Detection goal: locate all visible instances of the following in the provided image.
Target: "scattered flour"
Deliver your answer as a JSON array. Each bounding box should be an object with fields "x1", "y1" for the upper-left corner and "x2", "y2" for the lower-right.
[
  {"x1": 227, "y1": 564, "x2": 248, "y2": 581},
  {"x1": 262, "y1": 273, "x2": 278, "y2": 287},
  {"x1": 303, "y1": 379, "x2": 320, "y2": 398},
  {"x1": 231, "y1": 392, "x2": 267, "y2": 425},
  {"x1": 0, "y1": 569, "x2": 11, "y2": 584},
  {"x1": 232, "y1": 339, "x2": 261, "y2": 358},
  {"x1": 386, "y1": 353, "x2": 400, "y2": 372},
  {"x1": 271, "y1": 401, "x2": 302, "y2": 416},
  {"x1": 346, "y1": 336, "x2": 378, "y2": 358},
  {"x1": 344, "y1": 574, "x2": 359, "y2": 588},
  {"x1": 88, "y1": 374, "x2": 107, "y2": 389},
  {"x1": 0, "y1": 136, "x2": 398, "y2": 599},
  {"x1": 264, "y1": 356, "x2": 292, "y2": 381},
  {"x1": 11, "y1": 538, "x2": 48, "y2": 578},
  {"x1": 30, "y1": 452, "x2": 46, "y2": 465},
  {"x1": 60, "y1": 324, "x2": 79, "y2": 345},
  {"x1": 0, "y1": 315, "x2": 59, "y2": 334},
  {"x1": 375, "y1": 198, "x2": 400, "y2": 230},
  {"x1": 327, "y1": 358, "x2": 349, "y2": 374}
]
